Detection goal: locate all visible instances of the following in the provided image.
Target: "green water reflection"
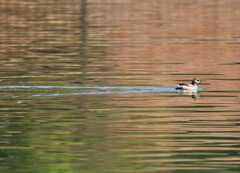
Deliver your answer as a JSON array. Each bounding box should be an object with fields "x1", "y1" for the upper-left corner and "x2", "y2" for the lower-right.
[{"x1": 1, "y1": 92, "x2": 239, "y2": 173}]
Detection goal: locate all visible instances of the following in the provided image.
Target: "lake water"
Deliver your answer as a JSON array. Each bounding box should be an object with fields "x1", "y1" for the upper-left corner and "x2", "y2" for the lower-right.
[{"x1": 0, "y1": 0, "x2": 239, "y2": 173}]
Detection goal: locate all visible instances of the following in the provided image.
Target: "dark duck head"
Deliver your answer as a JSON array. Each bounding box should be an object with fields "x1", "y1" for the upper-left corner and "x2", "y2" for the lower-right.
[{"x1": 192, "y1": 78, "x2": 200, "y2": 85}]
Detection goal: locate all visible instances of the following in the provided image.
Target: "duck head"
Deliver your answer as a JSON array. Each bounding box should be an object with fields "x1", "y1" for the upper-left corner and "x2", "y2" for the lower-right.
[{"x1": 192, "y1": 78, "x2": 200, "y2": 85}]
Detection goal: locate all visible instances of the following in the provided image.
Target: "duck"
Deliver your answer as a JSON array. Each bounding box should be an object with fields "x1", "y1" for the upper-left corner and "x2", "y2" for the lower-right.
[{"x1": 176, "y1": 78, "x2": 200, "y2": 91}]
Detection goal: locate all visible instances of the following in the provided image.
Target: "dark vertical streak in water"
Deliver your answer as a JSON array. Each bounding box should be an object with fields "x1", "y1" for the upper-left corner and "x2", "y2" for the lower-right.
[{"x1": 79, "y1": 0, "x2": 88, "y2": 82}]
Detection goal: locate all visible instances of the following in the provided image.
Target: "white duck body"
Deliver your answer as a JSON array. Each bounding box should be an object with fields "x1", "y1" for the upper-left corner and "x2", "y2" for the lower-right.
[{"x1": 176, "y1": 78, "x2": 200, "y2": 91}]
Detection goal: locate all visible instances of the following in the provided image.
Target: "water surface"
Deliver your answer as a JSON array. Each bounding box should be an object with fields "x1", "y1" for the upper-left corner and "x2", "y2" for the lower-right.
[{"x1": 0, "y1": 0, "x2": 239, "y2": 173}]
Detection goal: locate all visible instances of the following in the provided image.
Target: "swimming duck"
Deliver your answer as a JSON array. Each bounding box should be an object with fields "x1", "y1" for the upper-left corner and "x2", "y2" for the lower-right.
[{"x1": 176, "y1": 78, "x2": 200, "y2": 90}]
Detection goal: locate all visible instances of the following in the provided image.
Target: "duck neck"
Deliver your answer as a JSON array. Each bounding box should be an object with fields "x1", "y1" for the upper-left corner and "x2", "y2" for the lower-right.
[{"x1": 192, "y1": 80, "x2": 196, "y2": 85}]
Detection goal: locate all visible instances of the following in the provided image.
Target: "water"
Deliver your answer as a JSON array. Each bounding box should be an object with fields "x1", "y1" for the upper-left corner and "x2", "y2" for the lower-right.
[{"x1": 0, "y1": 0, "x2": 239, "y2": 173}]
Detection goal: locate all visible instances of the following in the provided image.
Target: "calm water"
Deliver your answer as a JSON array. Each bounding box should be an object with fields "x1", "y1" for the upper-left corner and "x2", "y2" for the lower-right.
[{"x1": 0, "y1": 0, "x2": 239, "y2": 173}]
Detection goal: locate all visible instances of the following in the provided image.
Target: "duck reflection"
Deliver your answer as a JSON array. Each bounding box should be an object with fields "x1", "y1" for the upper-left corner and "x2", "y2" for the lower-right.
[{"x1": 177, "y1": 90, "x2": 200, "y2": 100}]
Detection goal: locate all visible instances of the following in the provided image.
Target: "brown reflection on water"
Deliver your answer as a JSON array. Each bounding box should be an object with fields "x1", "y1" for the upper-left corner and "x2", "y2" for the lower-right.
[
  {"x1": 0, "y1": 0, "x2": 240, "y2": 173},
  {"x1": 0, "y1": 0, "x2": 239, "y2": 87}
]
